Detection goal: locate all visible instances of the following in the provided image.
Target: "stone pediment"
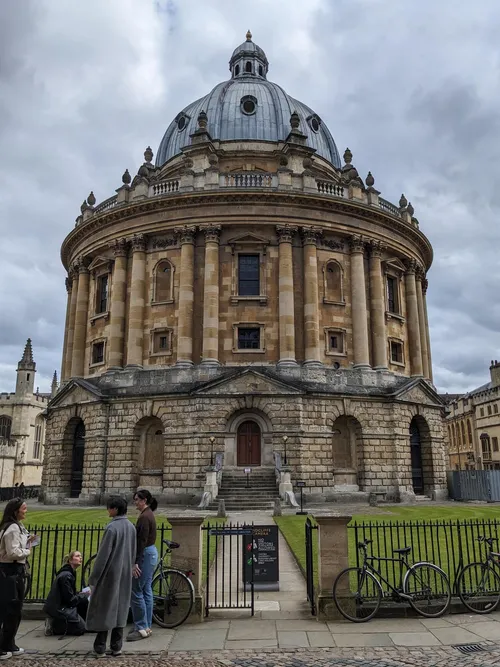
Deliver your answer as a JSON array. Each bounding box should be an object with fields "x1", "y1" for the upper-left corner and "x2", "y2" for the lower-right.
[
  {"x1": 87, "y1": 255, "x2": 113, "y2": 273},
  {"x1": 194, "y1": 370, "x2": 304, "y2": 396},
  {"x1": 227, "y1": 232, "x2": 270, "y2": 248},
  {"x1": 49, "y1": 379, "x2": 103, "y2": 408},
  {"x1": 391, "y1": 379, "x2": 444, "y2": 407}
]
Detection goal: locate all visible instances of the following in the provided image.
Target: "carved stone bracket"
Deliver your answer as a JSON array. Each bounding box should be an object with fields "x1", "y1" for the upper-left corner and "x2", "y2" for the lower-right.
[
  {"x1": 109, "y1": 237, "x2": 128, "y2": 257},
  {"x1": 349, "y1": 235, "x2": 367, "y2": 254},
  {"x1": 151, "y1": 237, "x2": 176, "y2": 250},
  {"x1": 203, "y1": 224, "x2": 222, "y2": 243},
  {"x1": 301, "y1": 226, "x2": 323, "y2": 246},
  {"x1": 174, "y1": 225, "x2": 197, "y2": 245},
  {"x1": 321, "y1": 237, "x2": 344, "y2": 251},
  {"x1": 131, "y1": 234, "x2": 147, "y2": 252},
  {"x1": 276, "y1": 224, "x2": 298, "y2": 243}
]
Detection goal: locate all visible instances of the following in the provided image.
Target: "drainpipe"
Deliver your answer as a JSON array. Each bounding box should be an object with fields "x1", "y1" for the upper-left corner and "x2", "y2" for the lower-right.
[{"x1": 100, "y1": 402, "x2": 110, "y2": 504}]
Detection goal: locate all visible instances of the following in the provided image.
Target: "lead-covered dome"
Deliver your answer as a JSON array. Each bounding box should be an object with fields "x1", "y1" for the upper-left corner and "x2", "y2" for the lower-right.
[{"x1": 156, "y1": 32, "x2": 341, "y2": 169}]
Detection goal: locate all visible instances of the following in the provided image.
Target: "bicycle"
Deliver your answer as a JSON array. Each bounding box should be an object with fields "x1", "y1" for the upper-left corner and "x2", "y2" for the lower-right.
[
  {"x1": 333, "y1": 539, "x2": 451, "y2": 622},
  {"x1": 83, "y1": 538, "x2": 195, "y2": 628},
  {"x1": 456, "y1": 536, "x2": 500, "y2": 614}
]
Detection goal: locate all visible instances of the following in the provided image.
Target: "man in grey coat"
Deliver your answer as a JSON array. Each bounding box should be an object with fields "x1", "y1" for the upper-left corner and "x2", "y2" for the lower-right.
[{"x1": 86, "y1": 496, "x2": 136, "y2": 657}]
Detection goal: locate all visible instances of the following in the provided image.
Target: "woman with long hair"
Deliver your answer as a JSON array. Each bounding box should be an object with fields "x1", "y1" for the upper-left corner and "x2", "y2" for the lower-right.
[
  {"x1": 43, "y1": 551, "x2": 90, "y2": 637},
  {"x1": 127, "y1": 489, "x2": 158, "y2": 641},
  {"x1": 0, "y1": 498, "x2": 38, "y2": 660}
]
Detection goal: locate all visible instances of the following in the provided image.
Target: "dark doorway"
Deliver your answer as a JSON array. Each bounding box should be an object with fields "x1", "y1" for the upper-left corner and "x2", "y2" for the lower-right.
[
  {"x1": 237, "y1": 421, "x2": 261, "y2": 466},
  {"x1": 410, "y1": 422, "x2": 424, "y2": 494},
  {"x1": 70, "y1": 421, "x2": 85, "y2": 497}
]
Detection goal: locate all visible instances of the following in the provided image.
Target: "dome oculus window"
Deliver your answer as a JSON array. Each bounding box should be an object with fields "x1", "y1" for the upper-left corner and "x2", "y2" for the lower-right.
[
  {"x1": 308, "y1": 115, "x2": 321, "y2": 133},
  {"x1": 241, "y1": 95, "x2": 257, "y2": 116},
  {"x1": 176, "y1": 114, "x2": 189, "y2": 131}
]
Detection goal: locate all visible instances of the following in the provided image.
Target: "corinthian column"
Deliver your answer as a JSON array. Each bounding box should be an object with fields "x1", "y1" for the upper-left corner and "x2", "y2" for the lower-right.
[
  {"x1": 108, "y1": 238, "x2": 128, "y2": 369},
  {"x1": 61, "y1": 276, "x2": 72, "y2": 381},
  {"x1": 302, "y1": 227, "x2": 321, "y2": 365},
  {"x1": 416, "y1": 268, "x2": 430, "y2": 379},
  {"x1": 71, "y1": 260, "x2": 90, "y2": 377},
  {"x1": 404, "y1": 259, "x2": 423, "y2": 376},
  {"x1": 369, "y1": 241, "x2": 387, "y2": 370},
  {"x1": 422, "y1": 278, "x2": 433, "y2": 381},
  {"x1": 349, "y1": 236, "x2": 370, "y2": 369},
  {"x1": 65, "y1": 268, "x2": 79, "y2": 379},
  {"x1": 125, "y1": 234, "x2": 147, "y2": 368},
  {"x1": 202, "y1": 225, "x2": 221, "y2": 366},
  {"x1": 175, "y1": 226, "x2": 196, "y2": 366},
  {"x1": 277, "y1": 225, "x2": 297, "y2": 366}
]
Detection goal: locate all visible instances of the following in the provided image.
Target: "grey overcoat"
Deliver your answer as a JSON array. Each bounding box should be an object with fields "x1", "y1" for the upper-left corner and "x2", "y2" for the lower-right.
[{"x1": 86, "y1": 515, "x2": 137, "y2": 631}]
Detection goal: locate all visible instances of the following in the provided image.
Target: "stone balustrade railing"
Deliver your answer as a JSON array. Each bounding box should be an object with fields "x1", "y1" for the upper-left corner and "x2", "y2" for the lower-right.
[
  {"x1": 316, "y1": 180, "x2": 345, "y2": 197},
  {"x1": 379, "y1": 197, "x2": 401, "y2": 217},
  {"x1": 151, "y1": 179, "x2": 179, "y2": 196},
  {"x1": 93, "y1": 195, "x2": 118, "y2": 215},
  {"x1": 220, "y1": 172, "x2": 275, "y2": 188}
]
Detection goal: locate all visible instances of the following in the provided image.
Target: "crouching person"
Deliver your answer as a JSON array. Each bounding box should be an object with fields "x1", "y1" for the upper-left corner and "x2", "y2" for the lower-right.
[{"x1": 43, "y1": 551, "x2": 89, "y2": 637}]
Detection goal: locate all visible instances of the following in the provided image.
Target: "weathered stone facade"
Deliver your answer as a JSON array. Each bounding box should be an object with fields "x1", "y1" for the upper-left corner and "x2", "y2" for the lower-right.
[{"x1": 42, "y1": 34, "x2": 446, "y2": 504}]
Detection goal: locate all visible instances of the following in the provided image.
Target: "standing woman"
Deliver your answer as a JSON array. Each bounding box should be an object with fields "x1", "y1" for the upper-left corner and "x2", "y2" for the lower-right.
[
  {"x1": 127, "y1": 489, "x2": 158, "y2": 641},
  {"x1": 0, "y1": 498, "x2": 37, "y2": 659}
]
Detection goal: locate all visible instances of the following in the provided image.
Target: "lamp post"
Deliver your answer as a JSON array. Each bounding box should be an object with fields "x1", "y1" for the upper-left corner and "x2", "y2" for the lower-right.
[
  {"x1": 283, "y1": 435, "x2": 288, "y2": 466},
  {"x1": 209, "y1": 436, "x2": 215, "y2": 466}
]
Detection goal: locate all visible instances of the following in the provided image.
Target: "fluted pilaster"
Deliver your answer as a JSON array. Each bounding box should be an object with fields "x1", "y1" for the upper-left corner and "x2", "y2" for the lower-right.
[
  {"x1": 202, "y1": 225, "x2": 221, "y2": 365},
  {"x1": 277, "y1": 225, "x2": 297, "y2": 365},
  {"x1": 61, "y1": 276, "x2": 72, "y2": 381},
  {"x1": 175, "y1": 226, "x2": 196, "y2": 366},
  {"x1": 125, "y1": 234, "x2": 147, "y2": 368},
  {"x1": 71, "y1": 261, "x2": 90, "y2": 377},
  {"x1": 108, "y1": 238, "x2": 128, "y2": 369},
  {"x1": 404, "y1": 259, "x2": 423, "y2": 376},
  {"x1": 349, "y1": 236, "x2": 370, "y2": 369},
  {"x1": 369, "y1": 241, "x2": 387, "y2": 370},
  {"x1": 302, "y1": 227, "x2": 321, "y2": 365}
]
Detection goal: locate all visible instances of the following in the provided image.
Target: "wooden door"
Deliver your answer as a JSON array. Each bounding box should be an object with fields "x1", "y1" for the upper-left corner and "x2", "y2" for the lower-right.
[
  {"x1": 237, "y1": 421, "x2": 261, "y2": 466},
  {"x1": 410, "y1": 423, "x2": 424, "y2": 494},
  {"x1": 70, "y1": 421, "x2": 85, "y2": 498}
]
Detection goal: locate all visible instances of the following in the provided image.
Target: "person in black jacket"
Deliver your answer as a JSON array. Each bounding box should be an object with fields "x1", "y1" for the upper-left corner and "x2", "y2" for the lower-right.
[{"x1": 43, "y1": 551, "x2": 89, "y2": 637}]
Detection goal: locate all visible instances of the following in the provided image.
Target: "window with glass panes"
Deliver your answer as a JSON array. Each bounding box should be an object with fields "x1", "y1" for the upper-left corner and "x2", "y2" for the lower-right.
[
  {"x1": 238, "y1": 327, "x2": 260, "y2": 349},
  {"x1": 238, "y1": 255, "x2": 260, "y2": 295},
  {"x1": 387, "y1": 276, "x2": 398, "y2": 313},
  {"x1": 96, "y1": 274, "x2": 109, "y2": 313}
]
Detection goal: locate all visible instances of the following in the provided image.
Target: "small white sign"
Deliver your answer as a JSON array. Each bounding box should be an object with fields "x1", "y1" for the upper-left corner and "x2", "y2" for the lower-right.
[{"x1": 244, "y1": 468, "x2": 251, "y2": 474}]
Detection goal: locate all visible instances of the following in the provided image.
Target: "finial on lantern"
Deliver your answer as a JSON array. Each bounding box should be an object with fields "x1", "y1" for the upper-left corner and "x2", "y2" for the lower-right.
[
  {"x1": 343, "y1": 148, "x2": 353, "y2": 165},
  {"x1": 144, "y1": 146, "x2": 153, "y2": 163},
  {"x1": 365, "y1": 172, "x2": 374, "y2": 187},
  {"x1": 87, "y1": 191, "x2": 96, "y2": 207},
  {"x1": 246, "y1": 29, "x2": 252, "y2": 41},
  {"x1": 122, "y1": 169, "x2": 131, "y2": 185}
]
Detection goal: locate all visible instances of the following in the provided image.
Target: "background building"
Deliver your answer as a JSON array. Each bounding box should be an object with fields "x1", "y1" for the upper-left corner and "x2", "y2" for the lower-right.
[
  {"x1": 0, "y1": 340, "x2": 51, "y2": 487},
  {"x1": 42, "y1": 33, "x2": 446, "y2": 505}
]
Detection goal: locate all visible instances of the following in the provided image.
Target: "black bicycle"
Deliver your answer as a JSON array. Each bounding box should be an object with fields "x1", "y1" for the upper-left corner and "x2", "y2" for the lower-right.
[
  {"x1": 333, "y1": 539, "x2": 451, "y2": 622},
  {"x1": 83, "y1": 538, "x2": 195, "y2": 628},
  {"x1": 456, "y1": 536, "x2": 500, "y2": 614}
]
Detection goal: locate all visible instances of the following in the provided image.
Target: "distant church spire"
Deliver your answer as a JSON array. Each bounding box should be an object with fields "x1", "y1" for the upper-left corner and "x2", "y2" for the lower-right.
[
  {"x1": 16, "y1": 338, "x2": 36, "y2": 396},
  {"x1": 51, "y1": 371, "x2": 58, "y2": 397},
  {"x1": 18, "y1": 338, "x2": 36, "y2": 371}
]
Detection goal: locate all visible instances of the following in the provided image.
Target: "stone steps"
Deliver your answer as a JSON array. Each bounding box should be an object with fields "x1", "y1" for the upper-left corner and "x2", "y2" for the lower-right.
[{"x1": 209, "y1": 469, "x2": 279, "y2": 511}]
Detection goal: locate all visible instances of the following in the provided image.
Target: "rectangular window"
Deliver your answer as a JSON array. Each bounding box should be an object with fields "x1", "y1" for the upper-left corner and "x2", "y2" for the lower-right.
[
  {"x1": 238, "y1": 327, "x2": 260, "y2": 349},
  {"x1": 96, "y1": 274, "x2": 109, "y2": 314},
  {"x1": 481, "y1": 408, "x2": 485, "y2": 417},
  {"x1": 33, "y1": 424, "x2": 42, "y2": 460},
  {"x1": 493, "y1": 437, "x2": 499, "y2": 452},
  {"x1": 387, "y1": 276, "x2": 399, "y2": 314},
  {"x1": 326, "y1": 330, "x2": 345, "y2": 354},
  {"x1": 152, "y1": 330, "x2": 172, "y2": 355},
  {"x1": 390, "y1": 341, "x2": 403, "y2": 364},
  {"x1": 92, "y1": 341, "x2": 105, "y2": 365},
  {"x1": 495, "y1": 404, "x2": 499, "y2": 414},
  {"x1": 488, "y1": 405, "x2": 493, "y2": 415},
  {"x1": 238, "y1": 254, "x2": 260, "y2": 296}
]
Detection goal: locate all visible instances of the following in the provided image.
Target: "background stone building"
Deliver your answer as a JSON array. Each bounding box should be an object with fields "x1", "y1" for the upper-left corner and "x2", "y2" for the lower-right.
[
  {"x1": 42, "y1": 33, "x2": 446, "y2": 505},
  {"x1": 446, "y1": 361, "x2": 500, "y2": 470},
  {"x1": 0, "y1": 340, "x2": 51, "y2": 487}
]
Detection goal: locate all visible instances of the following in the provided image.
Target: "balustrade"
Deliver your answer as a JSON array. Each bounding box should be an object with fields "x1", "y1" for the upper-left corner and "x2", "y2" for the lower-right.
[
  {"x1": 221, "y1": 172, "x2": 273, "y2": 188},
  {"x1": 316, "y1": 180, "x2": 344, "y2": 197}
]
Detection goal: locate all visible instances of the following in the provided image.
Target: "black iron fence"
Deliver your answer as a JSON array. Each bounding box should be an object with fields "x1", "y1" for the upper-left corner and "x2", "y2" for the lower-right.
[
  {"x1": 349, "y1": 519, "x2": 500, "y2": 591},
  {"x1": 24, "y1": 523, "x2": 172, "y2": 603},
  {"x1": 0, "y1": 486, "x2": 40, "y2": 502},
  {"x1": 305, "y1": 517, "x2": 318, "y2": 615}
]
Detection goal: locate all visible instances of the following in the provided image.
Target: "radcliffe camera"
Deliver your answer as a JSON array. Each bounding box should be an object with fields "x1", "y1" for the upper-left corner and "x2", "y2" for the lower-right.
[{"x1": 0, "y1": 2, "x2": 499, "y2": 663}]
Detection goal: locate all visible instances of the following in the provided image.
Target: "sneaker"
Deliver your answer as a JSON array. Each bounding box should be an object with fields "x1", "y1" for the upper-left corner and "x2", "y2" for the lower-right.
[
  {"x1": 44, "y1": 618, "x2": 53, "y2": 637},
  {"x1": 146, "y1": 628, "x2": 152, "y2": 636},
  {"x1": 126, "y1": 629, "x2": 148, "y2": 642},
  {"x1": 93, "y1": 651, "x2": 106, "y2": 659},
  {"x1": 111, "y1": 650, "x2": 122, "y2": 657},
  {"x1": 0, "y1": 653, "x2": 12, "y2": 661},
  {"x1": 12, "y1": 647, "x2": 24, "y2": 656}
]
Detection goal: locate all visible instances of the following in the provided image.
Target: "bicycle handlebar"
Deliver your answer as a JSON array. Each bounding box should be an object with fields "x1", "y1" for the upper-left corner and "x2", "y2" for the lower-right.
[
  {"x1": 357, "y1": 539, "x2": 373, "y2": 549},
  {"x1": 477, "y1": 536, "x2": 499, "y2": 546}
]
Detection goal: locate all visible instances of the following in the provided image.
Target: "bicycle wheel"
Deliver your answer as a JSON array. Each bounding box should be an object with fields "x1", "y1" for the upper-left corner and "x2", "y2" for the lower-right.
[
  {"x1": 404, "y1": 563, "x2": 451, "y2": 617},
  {"x1": 457, "y1": 563, "x2": 500, "y2": 614},
  {"x1": 333, "y1": 567, "x2": 382, "y2": 622},
  {"x1": 82, "y1": 554, "x2": 97, "y2": 588},
  {"x1": 152, "y1": 569, "x2": 194, "y2": 628}
]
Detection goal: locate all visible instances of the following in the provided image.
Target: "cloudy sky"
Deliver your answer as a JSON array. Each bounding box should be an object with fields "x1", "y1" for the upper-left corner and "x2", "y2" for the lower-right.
[{"x1": 1, "y1": 0, "x2": 499, "y2": 395}]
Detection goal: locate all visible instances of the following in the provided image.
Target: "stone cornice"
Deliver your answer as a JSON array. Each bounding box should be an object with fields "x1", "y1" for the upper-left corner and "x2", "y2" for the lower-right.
[{"x1": 61, "y1": 190, "x2": 433, "y2": 270}]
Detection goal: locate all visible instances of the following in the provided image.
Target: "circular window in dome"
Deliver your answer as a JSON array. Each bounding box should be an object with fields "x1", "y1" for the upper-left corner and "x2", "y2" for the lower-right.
[
  {"x1": 241, "y1": 95, "x2": 257, "y2": 116},
  {"x1": 308, "y1": 115, "x2": 321, "y2": 133},
  {"x1": 177, "y1": 115, "x2": 188, "y2": 131}
]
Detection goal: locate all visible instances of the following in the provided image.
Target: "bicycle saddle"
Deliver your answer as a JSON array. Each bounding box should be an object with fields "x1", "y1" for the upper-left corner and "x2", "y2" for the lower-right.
[
  {"x1": 163, "y1": 539, "x2": 180, "y2": 549},
  {"x1": 393, "y1": 546, "x2": 411, "y2": 555}
]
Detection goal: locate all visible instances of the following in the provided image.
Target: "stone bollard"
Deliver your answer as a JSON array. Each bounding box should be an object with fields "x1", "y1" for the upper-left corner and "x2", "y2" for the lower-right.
[
  {"x1": 368, "y1": 492, "x2": 378, "y2": 507},
  {"x1": 273, "y1": 497, "x2": 282, "y2": 516},
  {"x1": 217, "y1": 498, "x2": 226, "y2": 518},
  {"x1": 314, "y1": 513, "x2": 352, "y2": 620},
  {"x1": 168, "y1": 516, "x2": 205, "y2": 622}
]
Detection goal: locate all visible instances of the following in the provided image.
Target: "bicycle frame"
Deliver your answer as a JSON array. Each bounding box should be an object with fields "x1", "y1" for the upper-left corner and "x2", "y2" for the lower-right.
[{"x1": 358, "y1": 546, "x2": 418, "y2": 601}]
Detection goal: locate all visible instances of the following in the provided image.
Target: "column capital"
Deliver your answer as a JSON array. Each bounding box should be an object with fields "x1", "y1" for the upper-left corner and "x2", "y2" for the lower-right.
[
  {"x1": 369, "y1": 240, "x2": 386, "y2": 258},
  {"x1": 349, "y1": 234, "x2": 366, "y2": 254},
  {"x1": 301, "y1": 226, "x2": 322, "y2": 246},
  {"x1": 65, "y1": 277, "x2": 72, "y2": 292},
  {"x1": 109, "y1": 237, "x2": 128, "y2": 257},
  {"x1": 130, "y1": 234, "x2": 147, "y2": 252},
  {"x1": 203, "y1": 224, "x2": 221, "y2": 243},
  {"x1": 422, "y1": 278, "x2": 429, "y2": 294},
  {"x1": 174, "y1": 225, "x2": 197, "y2": 245},
  {"x1": 276, "y1": 224, "x2": 298, "y2": 243},
  {"x1": 415, "y1": 264, "x2": 426, "y2": 281},
  {"x1": 404, "y1": 258, "x2": 418, "y2": 275},
  {"x1": 76, "y1": 257, "x2": 89, "y2": 275}
]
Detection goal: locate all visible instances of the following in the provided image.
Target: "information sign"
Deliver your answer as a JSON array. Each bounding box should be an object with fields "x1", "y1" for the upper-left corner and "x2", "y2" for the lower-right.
[{"x1": 243, "y1": 524, "x2": 279, "y2": 591}]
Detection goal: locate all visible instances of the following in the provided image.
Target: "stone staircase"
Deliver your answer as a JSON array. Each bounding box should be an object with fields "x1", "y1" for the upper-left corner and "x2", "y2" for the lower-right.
[{"x1": 208, "y1": 468, "x2": 279, "y2": 511}]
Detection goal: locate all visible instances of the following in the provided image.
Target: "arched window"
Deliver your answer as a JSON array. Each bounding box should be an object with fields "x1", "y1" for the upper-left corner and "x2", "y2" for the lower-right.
[
  {"x1": 467, "y1": 420, "x2": 473, "y2": 444},
  {"x1": 461, "y1": 422, "x2": 466, "y2": 448},
  {"x1": 153, "y1": 260, "x2": 174, "y2": 303},
  {"x1": 245, "y1": 61, "x2": 252, "y2": 73},
  {"x1": 323, "y1": 260, "x2": 343, "y2": 303},
  {"x1": 235, "y1": 64, "x2": 240, "y2": 76},
  {"x1": 258, "y1": 65, "x2": 263, "y2": 76},
  {"x1": 0, "y1": 416, "x2": 12, "y2": 441}
]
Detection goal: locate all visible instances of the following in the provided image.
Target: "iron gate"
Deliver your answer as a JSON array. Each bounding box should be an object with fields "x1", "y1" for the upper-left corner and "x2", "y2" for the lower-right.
[
  {"x1": 202, "y1": 522, "x2": 255, "y2": 616},
  {"x1": 305, "y1": 517, "x2": 318, "y2": 615}
]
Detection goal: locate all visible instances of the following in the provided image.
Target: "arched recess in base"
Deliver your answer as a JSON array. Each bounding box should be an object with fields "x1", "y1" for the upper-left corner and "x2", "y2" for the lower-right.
[
  {"x1": 134, "y1": 416, "x2": 164, "y2": 492},
  {"x1": 409, "y1": 415, "x2": 432, "y2": 495},
  {"x1": 61, "y1": 417, "x2": 86, "y2": 498},
  {"x1": 331, "y1": 416, "x2": 363, "y2": 491},
  {"x1": 225, "y1": 409, "x2": 273, "y2": 468}
]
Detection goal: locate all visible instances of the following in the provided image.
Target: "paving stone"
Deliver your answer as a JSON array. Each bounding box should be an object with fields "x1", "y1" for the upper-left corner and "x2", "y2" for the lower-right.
[
  {"x1": 307, "y1": 631, "x2": 336, "y2": 647},
  {"x1": 327, "y1": 619, "x2": 425, "y2": 634},
  {"x1": 446, "y1": 613, "x2": 489, "y2": 625},
  {"x1": 227, "y1": 620, "x2": 277, "y2": 640},
  {"x1": 428, "y1": 626, "x2": 486, "y2": 645},
  {"x1": 389, "y1": 632, "x2": 441, "y2": 646},
  {"x1": 332, "y1": 633, "x2": 394, "y2": 647},
  {"x1": 419, "y1": 618, "x2": 454, "y2": 628},
  {"x1": 224, "y1": 639, "x2": 278, "y2": 649},
  {"x1": 168, "y1": 628, "x2": 227, "y2": 651},
  {"x1": 277, "y1": 631, "x2": 310, "y2": 648},
  {"x1": 463, "y1": 620, "x2": 500, "y2": 640},
  {"x1": 276, "y1": 620, "x2": 329, "y2": 632}
]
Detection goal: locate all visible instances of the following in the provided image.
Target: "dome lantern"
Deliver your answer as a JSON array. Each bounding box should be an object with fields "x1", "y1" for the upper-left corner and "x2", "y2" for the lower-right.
[{"x1": 229, "y1": 30, "x2": 269, "y2": 80}]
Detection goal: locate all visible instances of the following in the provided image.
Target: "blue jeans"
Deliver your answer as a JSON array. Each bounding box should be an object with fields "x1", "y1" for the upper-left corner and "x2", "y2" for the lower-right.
[{"x1": 131, "y1": 545, "x2": 158, "y2": 631}]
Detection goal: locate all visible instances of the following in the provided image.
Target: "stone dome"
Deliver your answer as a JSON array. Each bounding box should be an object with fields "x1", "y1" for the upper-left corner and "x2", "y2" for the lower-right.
[{"x1": 156, "y1": 33, "x2": 341, "y2": 168}]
